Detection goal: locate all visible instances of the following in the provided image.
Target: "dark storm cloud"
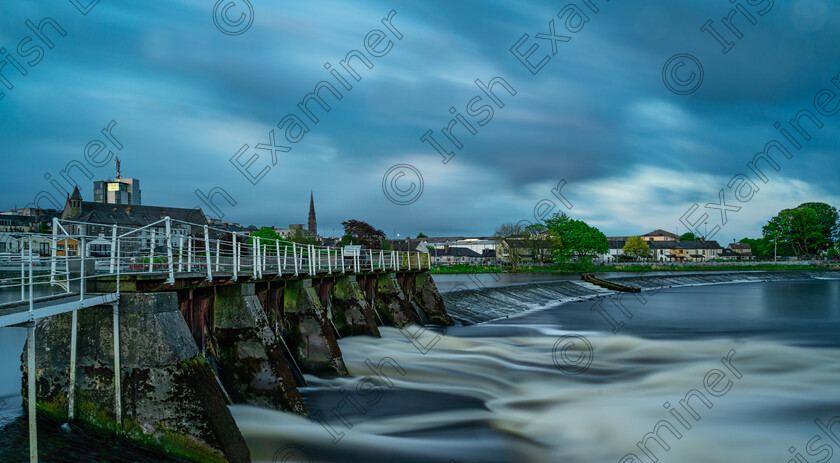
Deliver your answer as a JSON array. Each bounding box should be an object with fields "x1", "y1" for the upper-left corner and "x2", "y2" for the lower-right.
[{"x1": 1, "y1": 0, "x2": 838, "y2": 239}]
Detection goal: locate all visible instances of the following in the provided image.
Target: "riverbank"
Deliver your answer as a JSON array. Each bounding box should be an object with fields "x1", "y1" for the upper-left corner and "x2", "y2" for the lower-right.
[{"x1": 430, "y1": 262, "x2": 836, "y2": 274}]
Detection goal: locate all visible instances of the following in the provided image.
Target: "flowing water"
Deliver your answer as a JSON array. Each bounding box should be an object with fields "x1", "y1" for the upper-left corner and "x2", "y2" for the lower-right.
[{"x1": 1, "y1": 272, "x2": 839, "y2": 462}]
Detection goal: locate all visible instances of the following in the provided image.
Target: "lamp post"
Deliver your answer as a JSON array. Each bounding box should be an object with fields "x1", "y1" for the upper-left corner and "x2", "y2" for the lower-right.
[{"x1": 774, "y1": 232, "x2": 778, "y2": 263}]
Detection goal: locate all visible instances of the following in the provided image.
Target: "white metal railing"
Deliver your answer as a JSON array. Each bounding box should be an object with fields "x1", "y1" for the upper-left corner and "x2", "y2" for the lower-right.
[{"x1": 1, "y1": 217, "x2": 432, "y2": 322}]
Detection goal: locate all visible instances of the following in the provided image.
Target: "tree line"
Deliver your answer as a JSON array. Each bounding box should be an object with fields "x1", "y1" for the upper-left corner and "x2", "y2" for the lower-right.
[{"x1": 741, "y1": 202, "x2": 839, "y2": 259}]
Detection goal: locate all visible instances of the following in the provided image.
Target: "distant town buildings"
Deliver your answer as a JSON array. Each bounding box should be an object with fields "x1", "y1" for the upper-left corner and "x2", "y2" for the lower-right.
[{"x1": 60, "y1": 186, "x2": 205, "y2": 251}]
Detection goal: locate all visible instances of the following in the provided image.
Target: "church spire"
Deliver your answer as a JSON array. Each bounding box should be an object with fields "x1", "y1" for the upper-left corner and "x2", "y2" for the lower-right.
[{"x1": 308, "y1": 191, "x2": 317, "y2": 235}]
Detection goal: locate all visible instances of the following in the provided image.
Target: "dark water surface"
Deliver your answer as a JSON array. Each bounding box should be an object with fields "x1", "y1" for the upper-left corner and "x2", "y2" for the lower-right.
[{"x1": 1, "y1": 274, "x2": 839, "y2": 462}]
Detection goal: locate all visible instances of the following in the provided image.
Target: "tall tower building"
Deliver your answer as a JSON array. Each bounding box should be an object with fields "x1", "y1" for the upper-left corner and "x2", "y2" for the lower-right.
[
  {"x1": 308, "y1": 191, "x2": 317, "y2": 235},
  {"x1": 93, "y1": 157, "x2": 142, "y2": 205}
]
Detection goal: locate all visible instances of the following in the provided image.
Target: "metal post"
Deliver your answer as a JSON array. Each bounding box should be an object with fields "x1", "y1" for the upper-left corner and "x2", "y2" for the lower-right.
[
  {"x1": 204, "y1": 226, "x2": 213, "y2": 281},
  {"x1": 64, "y1": 254, "x2": 70, "y2": 293},
  {"x1": 29, "y1": 236, "x2": 34, "y2": 320},
  {"x1": 407, "y1": 250, "x2": 411, "y2": 271},
  {"x1": 309, "y1": 245, "x2": 315, "y2": 275},
  {"x1": 79, "y1": 237, "x2": 86, "y2": 301},
  {"x1": 341, "y1": 247, "x2": 345, "y2": 273},
  {"x1": 262, "y1": 244, "x2": 267, "y2": 276},
  {"x1": 276, "y1": 240, "x2": 282, "y2": 274},
  {"x1": 178, "y1": 235, "x2": 184, "y2": 272},
  {"x1": 232, "y1": 232, "x2": 238, "y2": 280},
  {"x1": 354, "y1": 252, "x2": 359, "y2": 274},
  {"x1": 115, "y1": 239, "x2": 121, "y2": 297},
  {"x1": 109, "y1": 225, "x2": 117, "y2": 274},
  {"x1": 68, "y1": 309, "x2": 78, "y2": 420},
  {"x1": 293, "y1": 243, "x2": 299, "y2": 276},
  {"x1": 187, "y1": 237, "x2": 193, "y2": 273},
  {"x1": 253, "y1": 237, "x2": 259, "y2": 279},
  {"x1": 165, "y1": 218, "x2": 174, "y2": 284},
  {"x1": 20, "y1": 240, "x2": 25, "y2": 301},
  {"x1": 283, "y1": 245, "x2": 288, "y2": 275},
  {"x1": 327, "y1": 247, "x2": 332, "y2": 274},
  {"x1": 215, "y1": 240, "x2": 220, "y2": 272},
  {"x1": 27, "y1": 322, "x2": 37, "y2": 463},
  {"x1": 148, "y1": 229, "x2": 156, "y2": 273},
  {"x1": 391, "y1": 250, "x2": 395, "y2": 271},
  {"x1": 112, "y1": 303, "x2": 122, "y2": 427},
  {"x1": 370, "y1": 249, "x2": 374, "y2": 272},
  {"x1": 51, "y1": 218, "x2": 58, "y2": 283}
]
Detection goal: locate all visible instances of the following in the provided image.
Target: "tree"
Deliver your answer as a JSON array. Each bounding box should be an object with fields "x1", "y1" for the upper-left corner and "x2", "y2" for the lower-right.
[
  {"x1": 679, "y1": 232, "x2": 697, "y2": 241},
  {"x1": 623, "y1": 236, "x2": 651, "y2": 260},
  {"x1": 251, "y1": 227, "x2": 281, "y2": 244},
  {"x1": 416, "y1": 232, "x2": 428, "y2": 238},
  {"x1": 287, "y1": 229, "x2": 318, "y2": 245},
  {"x1": 494, "y1": 222, "x2": 524, "y2": 270},
  {"x1": 799, "y1": 202, "x2": 839, "y2": 246},
  {"x1": 523, "y1": 223, "x2": 552, "y2": 266},
  {"x1": 543, "y1": 213, "x2": 608, "y2": 263},
  {"x1": 341, "y1": 220, "x2": 386, "y2": 249},
  {"x1": 763, "y1": 203, "x2": 839, "y2": 257}
]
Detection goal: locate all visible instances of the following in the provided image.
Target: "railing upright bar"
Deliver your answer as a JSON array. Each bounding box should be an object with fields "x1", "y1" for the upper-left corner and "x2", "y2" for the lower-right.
[
  {"x1": 178, "y1": 235, "x2": 184, "y2": 272},
  {"x1": 148, "y1": 229, "x2": 156, "y2": 273},
  {"x1": 51, "y1": 217, "x2": 58, "y2": 283},
  {"x1": 110, "y1": 225, "x2": 117, "y2": 274},
  {"x1": 80, "y1": 237, "x2": 86, "y2": 301},
  {"x1": 276, "y1": 240, "x2": 282, "y2": 275},
  {"x1": 232, "y1": 232, "x2": 238, "y2": 281},
  {"x1": 204, "y1": 225, "x2": 213, "y2": 281},
  {"x1": 283, "y1": 245, "x2": 288, "y2": 275},
  {"x1": 327, "y1": 247, "x2": 332, "y2": 274},
  {"x1": 165, "y1": 217, "x2": 175, "y2": 284},
  {"x1": 370, "y1": 249, "x2": 374, "y2": 272},
  {"x1": 28, "y1": 235, "x2": 34, "y2": 320},
  {"x1": 187, "y1": 237, "x2": 193, "y2": 273},
  {"x1": 215, "y1": 239, "x2": 220, "y2": 272},
  {"x1": 293, "y1": 243, "x2": 298, "y2": 276},
  {"x1": 65, "y1": 254, "x2": 70, "y2": 293},
  {"x1": 20, "y1": 239, "x2": 25, "y2": 301}
]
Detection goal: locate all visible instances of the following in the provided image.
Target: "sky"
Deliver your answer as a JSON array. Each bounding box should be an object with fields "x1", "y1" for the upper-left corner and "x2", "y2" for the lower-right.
[{"x1": 1, "y1": 0, "x2": 839, "y2": 243}]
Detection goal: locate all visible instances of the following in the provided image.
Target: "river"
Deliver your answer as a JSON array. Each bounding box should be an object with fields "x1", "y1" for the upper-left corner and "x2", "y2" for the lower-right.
[{"x1": 1, "y1": 272, "x2": 839, "y2": 462}]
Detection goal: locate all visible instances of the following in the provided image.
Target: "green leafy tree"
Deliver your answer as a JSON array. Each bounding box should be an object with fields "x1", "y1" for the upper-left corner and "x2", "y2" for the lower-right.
[
  {"x1": 250, "y1": 227, "x2": 281, "y2": 244},
  {"x1": 416, "y1": 232, "x2": 428, "y2": 238},
  {"x1": 544, "y1": 213, "x2": 608, "y2": 263},
  {"x1": 679, "y1": 232, "x2": 697, "y2": 241},
  {"x1": 763, "y1": 203, "x2": 839, "y2": 257},
  {"x1": 623, "y1": 236, "x2": 651, "y2": 260},
  {"x1": 287, "y1": 229, "x2": 318, "y2": 245}
]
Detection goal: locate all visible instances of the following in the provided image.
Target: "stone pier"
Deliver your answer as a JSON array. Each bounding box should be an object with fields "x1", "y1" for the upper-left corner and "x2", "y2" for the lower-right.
[
  {"x1": 22, "y1": 292, "x2": 250, "y2": 463},
  {"x1": 213, "y1": 284, "x2": 306, "y2": 414},
  {"x1": 282, "y1": 279, "x2": 348, "y2": 377}
]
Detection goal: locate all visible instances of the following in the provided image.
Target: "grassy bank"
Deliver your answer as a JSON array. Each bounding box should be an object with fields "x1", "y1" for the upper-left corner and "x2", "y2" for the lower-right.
[{"x1": 430, "y1": 263, "x2": 834, "y2": 274}]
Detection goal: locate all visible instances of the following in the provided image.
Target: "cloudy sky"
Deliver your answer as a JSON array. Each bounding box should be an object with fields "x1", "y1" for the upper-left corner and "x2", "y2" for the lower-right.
[{"x1": 2, "y1": 0, "x2": 839, "y2": 242}]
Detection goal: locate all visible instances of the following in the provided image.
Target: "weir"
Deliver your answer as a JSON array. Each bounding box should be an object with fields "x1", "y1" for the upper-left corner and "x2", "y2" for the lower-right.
[{"x1": 0, "y1": 218, "x2": 452, "y2": 463}]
